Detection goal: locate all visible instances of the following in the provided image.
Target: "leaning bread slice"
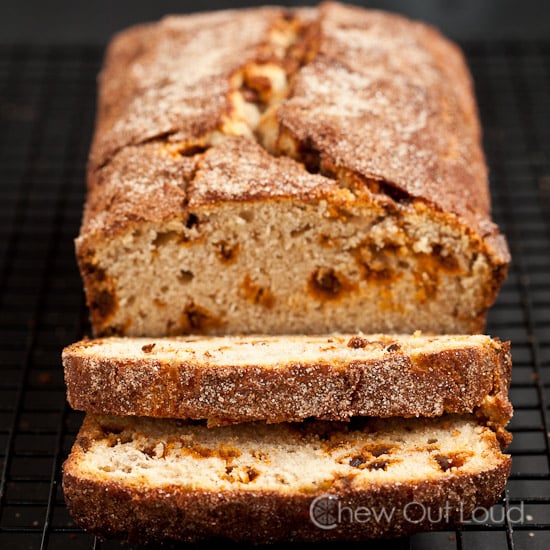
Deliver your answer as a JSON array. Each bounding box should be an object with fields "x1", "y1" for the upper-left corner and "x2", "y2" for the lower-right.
[
  {"x1": 63, "y1": 414, "x2": 511, "y2": 542},
  {"x1": 63, "y1": 333, "x2": 512, "y2": 431}
]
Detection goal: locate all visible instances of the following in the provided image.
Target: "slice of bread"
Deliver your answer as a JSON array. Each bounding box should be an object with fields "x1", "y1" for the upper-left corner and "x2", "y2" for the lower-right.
[
  {"x1": 62, "y1": 413, "x2": 511, "y2": 542},
  {"x1": 63, "y1": 333, "x2": 512, "y2": 431}
]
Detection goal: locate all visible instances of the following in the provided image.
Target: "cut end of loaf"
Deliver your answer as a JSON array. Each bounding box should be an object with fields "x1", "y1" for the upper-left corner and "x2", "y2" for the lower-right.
[
  {"x1": 62, "y1": 414, "x2": 511, "y2": 542},
  {"x1": 78, "y1": 184, "x2": 506, "y2": 337}
]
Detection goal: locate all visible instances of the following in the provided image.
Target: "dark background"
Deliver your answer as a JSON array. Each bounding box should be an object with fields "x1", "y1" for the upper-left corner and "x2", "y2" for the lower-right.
[{"x1": 1, "y1": 0, "x2": 550, "y2": 45}]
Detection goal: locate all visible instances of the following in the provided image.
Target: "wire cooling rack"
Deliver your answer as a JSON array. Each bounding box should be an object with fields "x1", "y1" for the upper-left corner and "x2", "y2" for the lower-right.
[{"x1": 0, "y1": 42, "x2": 549, "y2": 550}]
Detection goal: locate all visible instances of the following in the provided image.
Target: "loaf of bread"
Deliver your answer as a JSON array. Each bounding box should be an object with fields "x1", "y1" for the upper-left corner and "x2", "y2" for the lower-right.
[
  {"x1": 63, "y1": 333, "x2": 512, "y2": 436},
  {"x1": 63, "y1": 413, "x2": 511, "y2": 542},
  {"x1": 65, "y1": 3, "x2": 513, "y2": 543},
  {"x1": 77, "y1": 1, "x2": 509, "y2": 337}
]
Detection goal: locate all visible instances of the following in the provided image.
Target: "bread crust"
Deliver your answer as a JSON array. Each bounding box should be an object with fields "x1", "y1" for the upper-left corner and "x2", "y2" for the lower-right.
[
  {"x1": 88, "y1": 6, "x2": 289, "y2": 171},
  {"x1": 81, "y1": 2, "x2": 508, "y2": 263},
  {"x1": 63, "y1": 466, "x2": 510, "y2": 542},
  {"x1": 63, "y1": 334, "x2": 512, "y2": 433},
  {"x1": 62, "y1": 414, "x2": 511, "y2": 542}
]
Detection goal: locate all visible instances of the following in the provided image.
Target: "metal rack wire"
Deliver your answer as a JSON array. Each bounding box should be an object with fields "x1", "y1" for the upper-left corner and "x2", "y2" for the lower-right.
[{"x1": 0, "y1": 42, "x2": 548, "y2": 549}]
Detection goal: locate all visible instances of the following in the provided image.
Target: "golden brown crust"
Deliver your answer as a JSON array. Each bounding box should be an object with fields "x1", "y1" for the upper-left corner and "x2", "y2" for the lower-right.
[
  {"x1": 62, "y1": 414, "x2": 511, "y2": 542},
  {"x1": 89, "y1": 6, "x2": 290, "y2": 171},
  {"x1": 78, "y1": 136, "x2": 341, "y2": 245},
  {"x1": 475, "y1": 340, "x2": 513, "y2": 447},
  {"x1": 82, "y1": 2, "x2": 509, "y2": 263},
  {"x1": 188, "y1": 136, "x2": 337, "y2": 207},
  {"x1": 80, "y1": 142, "x2": 195, "y2": 241},
  {"x1": 63, "y1": 466, "x2": 510, "y2": 542},
  {"x1": 273, "y1": 3, "x2": 508, "y2": 265},
  {"x1": 63, "y1": 334, "x2": 512, "y2": 432}
]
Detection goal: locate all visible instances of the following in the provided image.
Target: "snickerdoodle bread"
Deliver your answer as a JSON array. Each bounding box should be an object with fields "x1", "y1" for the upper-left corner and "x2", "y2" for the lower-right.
[
  {"x1": 63, "y1": 333, "x2": 512, "y2": 436},
  {"x1": 63, "y1": 414, "x2": 511, "y2": 542},
  {"x1": 77, "y1": 2, "x2": 509, "y2": 337}
]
